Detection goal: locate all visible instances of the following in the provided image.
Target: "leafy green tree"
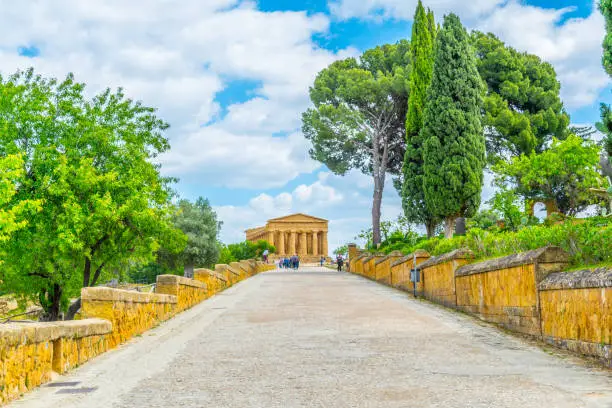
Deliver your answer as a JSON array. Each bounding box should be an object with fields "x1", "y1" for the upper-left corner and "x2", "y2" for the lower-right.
[
  {"x1": 303, "y1": 41, "x2": 410, "y2": 245},
  {"x1": 222, "y1": 240, "x2": 275, "y2": 262},
  {"x1": 333, "y1": 245, "x2": 348, "y2": 256},
  {"x1": 472, "y1": 32, "x2": 569, "y2": 162},
  {"x1": 422, "y1": 14, "x2": 486, "y2": 238},
  {"x1": 601, "y1": 0, "x2": 612, "y2": 75},
  {"x1": 401, "y1": 1, "x2": 440, "y2": 237},
  {"x1": 493, "y1": 135, "x2": 606, "y2": 216},
  {"x1": 467, "y1": 209, "x2": 499, "y2": 231},
  {"x1": 0, "y1": 69, "x2": 185, "y2": 320},
  {"x1": 169, "y1": 198, "x2": 221, "y2": 277},
  {"x1": 488, "y1": 189, "x2": 524, "y2": 231},
  {"x1": 596, "y1": 104, "x2": 612, "y2": 183},
  {"x1": 0, "y1": 155, "x2": 42, "y2": 243}
]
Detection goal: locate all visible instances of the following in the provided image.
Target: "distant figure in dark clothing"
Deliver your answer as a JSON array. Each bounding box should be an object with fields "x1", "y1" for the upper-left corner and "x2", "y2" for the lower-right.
[
  {"x1": 320, "y1": 256, "x2": 325, "y2": 267},
  {"x1": 336, "y1": 255, "x2": 344, "y2": 272}
]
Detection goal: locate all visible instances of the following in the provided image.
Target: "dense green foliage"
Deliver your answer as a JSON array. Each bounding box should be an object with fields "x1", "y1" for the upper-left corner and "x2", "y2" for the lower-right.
[
  {"x1": 0, "y1": 155, "x2": 42, "y2": 243},
  {"x1": 0, "y1": 69, "x2": 186, "y2": 320},
  {"x1": 168, "y1": 198, "x2": 221, "y2": 276},
  {"x1": 493, "y1": 135, "x2": 605, "y2": 216},
  {"x1": 302, "y1": 41, "x2": 410, "y2": 244},
  {"x1": 422, "y1": 14, "x2": 486, "y2": 237},
  {"x1": 380, "y1": 217, "x2": 611, "y2": 268},
  {"x1": 473, "y1": 32, "x2": 569, "y2": 162},
  {"x1": 401, "y1": 1, "x2": 439, "y2": 237},
  {"x1": 218, "y1": 240, "x2": 276, "y2": 264},
  {"x1": 601, "y1": 0, "x2": 612, "y2": 76}
]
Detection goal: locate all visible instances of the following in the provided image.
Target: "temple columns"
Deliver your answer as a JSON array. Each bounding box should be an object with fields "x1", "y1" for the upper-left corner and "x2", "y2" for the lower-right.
[
  {"x1": 312, "y1": 231, "x2": 319, "y2": 256},
  {"x1": 299, "y1": 231, "x2": 307, "y2": 256},
  {"x1": 277, "y1": 231, "x2": 285, "y2": 255},
  {"x1": 267, "y1": 231, "x2": 275, "y2": 247},
  {"x1": 321, "y1": 231, "x2": 328, "y2": 257},
  {"x1": 289, "y1": 231, "x2": 297, "y2": 255}
]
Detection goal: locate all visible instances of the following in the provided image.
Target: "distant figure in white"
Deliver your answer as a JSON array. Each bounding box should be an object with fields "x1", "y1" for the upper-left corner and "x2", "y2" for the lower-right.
[{"x1": 263, "y1": 249, "x2": 269, "y2": 263}]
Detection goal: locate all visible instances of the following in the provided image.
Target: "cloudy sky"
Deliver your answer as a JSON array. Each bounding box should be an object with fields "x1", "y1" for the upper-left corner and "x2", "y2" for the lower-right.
[{"x1": 1, "y1": 0, "x2": 609, "y2": 251}]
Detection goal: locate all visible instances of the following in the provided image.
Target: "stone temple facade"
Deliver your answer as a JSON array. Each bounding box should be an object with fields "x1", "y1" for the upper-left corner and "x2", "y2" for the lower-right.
[{"x1": 245, "y1": 213, "x2": 329, "y2": 262}]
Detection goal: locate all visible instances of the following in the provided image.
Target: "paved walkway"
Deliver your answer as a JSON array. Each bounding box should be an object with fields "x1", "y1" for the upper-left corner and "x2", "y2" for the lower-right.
[{"x1": 10, "y1": 267, "x2": 612, "y2": 408}]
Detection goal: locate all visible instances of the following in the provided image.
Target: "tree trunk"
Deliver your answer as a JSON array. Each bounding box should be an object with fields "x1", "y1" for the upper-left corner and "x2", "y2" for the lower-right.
[
  {"x1": 65, "y1": 298, "x2": 81, "y2": 320},
  {"x1": 372, "y1": 175, "x2": 383, "y2": 246},
  {"x1": 40, "y1": 284, "x2": 63, "y2": 321},
  {"x1": 425, "y1": 220, "x2": 437, "y2": 238},
  {"x1": 184, "y1": 263, "x2": 194, "y2": 279},
  {"x1": 444, "y1": 217, "x2": 456, "y2": 239}
]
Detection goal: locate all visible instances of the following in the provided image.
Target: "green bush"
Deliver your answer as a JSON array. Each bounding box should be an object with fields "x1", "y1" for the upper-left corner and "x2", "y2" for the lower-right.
[{"x1": 385, "y1": 217, "x2": 611, "y2": 267}]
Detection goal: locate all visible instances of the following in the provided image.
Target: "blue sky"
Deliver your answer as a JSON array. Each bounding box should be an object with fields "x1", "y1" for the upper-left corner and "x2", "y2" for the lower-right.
[{"x1": 0, "y1": 0, "x2": 609, "y2": 251}]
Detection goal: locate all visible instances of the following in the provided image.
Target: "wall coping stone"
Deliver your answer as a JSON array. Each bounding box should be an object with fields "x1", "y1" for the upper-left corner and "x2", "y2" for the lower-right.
[
  {"x1": 455, "y1": 246, "x2": 569, "y2": 277},
  {"x1": 194, "y1": 268, "x2": 228, "y2": 283},
  {"x1": 156, "y1": 274, "x2": 207, "y2": 289},
  {"x1": 353, "y1": 253, "x2": 370, "y2": 263},
  {"x1": 418, "y1": 248, "x2": 474, "y2": 270},
  {"x1": 391, "y1": 250, "x2": 431, "y2": 267},
  {"x1": 0, "y1": 318, "x2": 112, "y2": 347},
  {"x1": 375, "y1": 251, "x2": 404, "y2": 265},
  {"x1": 362, "y1": 253, "x2": 385, "y2": 263},
  {"x1": 215, "y1": 264, "x2": 241, "y2": 277},
  {"x1": 82, "y1": 287, "x2": 177, "y2": 304},
  {"x1": 539, "y1": 267, "x2": 612, "y2": 290}
]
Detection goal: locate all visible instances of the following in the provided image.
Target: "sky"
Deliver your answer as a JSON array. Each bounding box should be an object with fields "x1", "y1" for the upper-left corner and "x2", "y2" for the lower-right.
[{"x1": 0, "y1": 0, "x2": 609, "y2": 252}]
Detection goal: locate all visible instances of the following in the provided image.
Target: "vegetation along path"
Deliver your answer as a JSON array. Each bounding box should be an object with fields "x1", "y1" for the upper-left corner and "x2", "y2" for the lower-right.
[{"x1": 10, "y1": 267, "x2": 612, "y2": 408}]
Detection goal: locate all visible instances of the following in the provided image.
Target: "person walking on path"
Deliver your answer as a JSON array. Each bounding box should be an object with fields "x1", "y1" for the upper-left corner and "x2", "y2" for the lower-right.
[
  {"x1": 320, "y1": 256, "x2": 325, "y2": 267},
  {"x1": 263, "y1": 249, "x2": 269, "y2": 264},
  {"x1": 336, "y1": 255, "x2": 344, "y2": 272}
]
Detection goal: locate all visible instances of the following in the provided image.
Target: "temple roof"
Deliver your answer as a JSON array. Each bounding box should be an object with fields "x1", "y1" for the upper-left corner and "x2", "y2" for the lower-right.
[{"x1": 267, "y1": 213, "x2": 328, "y2": 223}]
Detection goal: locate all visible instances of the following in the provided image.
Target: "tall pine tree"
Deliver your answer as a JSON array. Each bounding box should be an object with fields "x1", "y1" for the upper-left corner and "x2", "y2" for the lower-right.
[
  {"x1": 401, "y1": 0, "x2": 439, "y2": 237},
  {"x1": 600, "y1": 0, "x2": 612, "y2": 75},
  {"x1": 422, "y1": 14, "x2": 486, "y2": 238}
]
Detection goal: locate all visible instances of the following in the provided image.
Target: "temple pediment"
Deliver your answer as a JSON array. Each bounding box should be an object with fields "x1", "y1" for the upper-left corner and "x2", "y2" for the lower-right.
[{"x1": 267, "y1": 213, "x2": 328, "y2": 224}]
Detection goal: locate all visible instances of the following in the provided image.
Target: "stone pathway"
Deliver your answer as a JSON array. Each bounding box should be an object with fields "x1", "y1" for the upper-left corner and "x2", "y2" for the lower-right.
[{"x1": 9, "y1": 267, "x2": 612, "y2": 408}]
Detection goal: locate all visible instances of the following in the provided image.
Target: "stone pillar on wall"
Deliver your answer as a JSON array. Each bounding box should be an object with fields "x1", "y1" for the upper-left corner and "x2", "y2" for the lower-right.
[
  {"x1": 277, "y1": 231, "x2": 285, "y2": 255},
  {"x1": 321, "y1": 231, "x2": 328, "y2": 257},
  {"x1": 289, "y1": 231, "x2": 297, "y2": 255},
  {"x1": 299, "y1": 231, "x2": 307, "y2": 256},
  {"x1": 312, "y1": 231, "x2": 319, "y2": 256}
]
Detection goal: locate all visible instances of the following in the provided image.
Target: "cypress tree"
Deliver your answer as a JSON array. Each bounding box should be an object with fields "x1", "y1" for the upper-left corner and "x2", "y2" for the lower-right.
[
  {"x1": 401, "y1": 0, "x2": 439, "y2": 237},
  {"x1": 600, "y1": 0, "x2": 612, "y2": 75},
  {"x1": 421, "y1": 13, "x2": 486, "y2": 238}
]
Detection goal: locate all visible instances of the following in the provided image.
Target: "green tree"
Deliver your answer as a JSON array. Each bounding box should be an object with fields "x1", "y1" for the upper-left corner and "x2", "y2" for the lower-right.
[
  {"x1": 596, "y1": 104, "x2": 612, "y2": 182},
  {"x1": 333, "y1": 245, "x2": 348, "y2": 256},
  {"x1": 223, "y1": 240, "x2": 276, "y2": 262},
  {"x1": 0, "y1": 155, "x2": 42, "y2": 243},
  {"x1": 303, "y1": 41, "x2": 410, "y2": 246},
  {"x1": 493, "y1": 135, "x2": 606, "y2": 216},
  {"x1": 472, "y1": 32, "x2": 569, "y2": 162},
  {"x1": 422, "y1": 14, "x2": 486, "y2": 238},
  {"x1": 170, "y1": 198, "x2": 221, "y2": 277},
  {"x1": 600, "y1": 0, "x2": 612, "y2": 75},
  {"x1": 401, "y1": 1, "x2": 440, "y2": 237},
  {"x1": 0, "y1": 69, "x2": 185, "y2": 320}
]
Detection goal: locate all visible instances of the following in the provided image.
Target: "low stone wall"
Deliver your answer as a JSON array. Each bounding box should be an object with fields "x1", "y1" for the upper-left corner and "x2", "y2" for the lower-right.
[
  {"x1": 539, "y1": 267, "x2": 612, "y2": 366},
  {"x1": 194, "y1": 268, "x2": 227, "y2": 296},
  {"x1": 230, "y1": 262, "x2": 250, "y2": 280},
  {"x1": 155, "y1": 275, "x2": 208, "y2": 312},
  {"x1": 455, "y1": 247, "x2": 569, "y2": 336},
  {"x1": 0, "y1": 319, "x2": 111, "y2": 405},
  {"x1": 350, "y1": 254, "x2": 369, "y2": 276},
  {"x1": 80, "y1": 287, "x2": 177, "y2": 348},
  {"x1": 363, "y1": 254, "x2": 385, "y2": 280},
  {"x1": 373, "y1": 251, "x2": 403, "y2": 284},
  {"x1": 390, "y1": 250, "x2": 430, "y2": 294},
  {"x1": 419, "y1": 248, "x2": 474, "y2": 308}
]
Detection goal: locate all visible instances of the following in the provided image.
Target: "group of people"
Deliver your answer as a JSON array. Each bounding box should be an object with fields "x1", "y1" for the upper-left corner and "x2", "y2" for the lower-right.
[{"x1": 279, "y1": 255, "x2": 300, "y2": 269}]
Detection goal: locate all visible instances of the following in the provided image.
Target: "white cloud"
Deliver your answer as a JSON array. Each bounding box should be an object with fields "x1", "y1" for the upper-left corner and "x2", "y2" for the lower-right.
[
  {"x1": 329, "y1": 0, "x2": 503, "y2": 21},
  {"x1": 0, "y1": 0, "x2": 349, "y2": 189}
]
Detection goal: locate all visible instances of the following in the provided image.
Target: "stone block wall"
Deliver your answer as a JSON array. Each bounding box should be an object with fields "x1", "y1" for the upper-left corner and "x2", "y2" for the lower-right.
[
  {"x1": 350, "y1": 254, "x2": 368, "y2": 276},
  {"x1": 539, "y1": 267, "x2": 612, "y2": 366},
  {"x1": 80, "y1": 287, "x2": 177, "y2": 348},
  {"x1": 155, "y1": 275, "x2": 208, "y2": 312},
  {"x1": 0, "y1": 319, "x2": 111, "y2": 405},
  {"x1": 374, "y1": 251, "x2": 403, "y2": 284},
  {"x1": 194, "y1": 268, "x2": 227, "y2": 296},
  {"x1": 419, "y1": 249, "x2": 474, "y2": 308},
  {"x1": 390, "y1": 250, "x2": 430, "y2": 294},
  {"x1": 455, "y1": 247, "x2": 569, "y2": 336}
]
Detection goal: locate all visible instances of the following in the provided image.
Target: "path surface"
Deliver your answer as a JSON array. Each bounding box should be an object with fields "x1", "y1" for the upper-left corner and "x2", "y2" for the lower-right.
[{"x1": 10, "y1": 267, "x2": 612, "y2": 408}]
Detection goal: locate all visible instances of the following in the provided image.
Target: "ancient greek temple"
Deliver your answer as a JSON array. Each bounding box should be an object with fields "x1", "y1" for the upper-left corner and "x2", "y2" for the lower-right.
[{"x1": 245, "y1": 213, "x2": 329, "y2": 261}]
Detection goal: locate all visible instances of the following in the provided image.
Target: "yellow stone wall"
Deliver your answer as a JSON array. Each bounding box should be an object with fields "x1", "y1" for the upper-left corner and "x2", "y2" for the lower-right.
[
  {"x1": 422, "y1": 260, "x2": 469, "y2": 308},
  {"x1": 155, "y1": 275, "x2": 208, "y2": 312},
  {"x1": 390, "y1": 252, "x2": 430, "y2": 293},
  {"x1": 194, "y1": 268, "x2": 227, "y2": 296},
  {"x1": 540, "y1": 287, "x2": 611, "y2": 365},
  {"x1": 81, "y1": 287, "x2": 177, "y2": 349},
  {"x1": 374, "y1": 252, "x2": 403, "y2": 285},
  {"x1": 455, "y1": 264, "x2": 541, "y2": 335},
  {"x1": 0, "y1": 319, "x2": 111, "y2": 405}
]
